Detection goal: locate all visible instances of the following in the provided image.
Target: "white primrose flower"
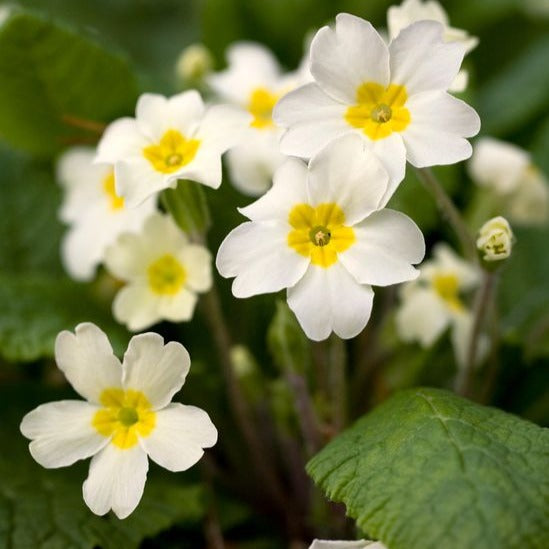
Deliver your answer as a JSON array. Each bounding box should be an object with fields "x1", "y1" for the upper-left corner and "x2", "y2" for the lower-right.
[
  {"x1": 468, "y1": 137, "x2": 549, "y2": 225},
  {"x1": 309, "y1": 540, "x2": 387, "y2": 549},
  {"x1": 477, "y1": 216, "x2": 514, "y2": 262},
  {"x1": 20, "y1": 323, "x2": 217, "y2": 519},
  {"x1": 274, "y1": 13, "x2": 480, "y2": 190},
  {"x1": 207, "y1": 42, "x2": 310, "y2": 196},
  {"x1": 56, "y1": 147, "x2": 156, "y2": 281},
  {"x1": 104, "y1": 212, "x2": 212, "y2": 331},
  {"x1": 216, "y1": 134, "x2": 425, "y2": 341},
  {"x1": 387, "y1": 0, "x2": 478, "y2": 93},
  {"x1": 395, "y1": 243, "x2": 481, "y2": 367},
  {"x1": 95, "y1": 90, "x2": 250, "y2": 207}
]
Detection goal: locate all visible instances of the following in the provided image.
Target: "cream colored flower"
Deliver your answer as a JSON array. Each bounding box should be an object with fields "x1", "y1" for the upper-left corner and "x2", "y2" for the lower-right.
[
  {"x1": 476, "y1": 216, "x2": 513, "y2": 262},
  {"x1": 175, "y1": 43, "x2": 213, "y2": 82},
  {"x1": 104, "y1": 213, "x2": 212, "y2": 331},
  {"x1": 20, "y1": 323, "x2": 217, "y2": 519},
  {"x1": 469, "y1": 137, "x2": 549, "y2": 225},
  {"x1": 387, "y1": 0, "x2": 478, "y2": 92},
  {"x1": 56, "y1": 147, "x2": 156, "y2": 281}
]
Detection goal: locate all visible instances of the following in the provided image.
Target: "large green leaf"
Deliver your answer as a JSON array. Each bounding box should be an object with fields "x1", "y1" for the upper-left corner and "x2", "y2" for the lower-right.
[
  {"x1": 307, "y1": 388, "x2": 549, "y2": 549},
  {"x1": 0, "y1": 273, "x2": 129, "y2": 361},
  {"x1": 0, "y1": 8, "x2": 138, "y2": 156}
]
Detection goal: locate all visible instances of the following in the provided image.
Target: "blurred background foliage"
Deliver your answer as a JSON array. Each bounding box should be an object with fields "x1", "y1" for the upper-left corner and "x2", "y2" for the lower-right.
[{"x1": 0, "y1": 0, "x2": 548, "y2": 547}]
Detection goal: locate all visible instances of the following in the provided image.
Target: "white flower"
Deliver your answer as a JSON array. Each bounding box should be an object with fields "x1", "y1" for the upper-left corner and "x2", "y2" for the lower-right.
[
  {"x1": 104, "y1": 212, "x2": 212, "y2": 331},
  {"x1": 309, "y1": 540, "x2": 387, "y2": 549},
  {"x1": 207, "y1": 42, "x2": 309, "y2": 196},
  {"x1": 387, "y1": 0, "x2": 478, "y2": 93},
  {"x1": 395, "y1": 243, "x2": 480, "y2": 367},
  {"x1": 477, "y1": 216, "x2": 514, "y2": 262},
  {"x1": 95, "y1": 91, "x2": 250, "y2": 207},
  {"x1": 56, "y1": 147, "x2": 157, "y2": 281},
  {"x1": 20, "y1": 323, "x2": 217, "y2": 519},
  {"x1": 274, "y1": 13, "x2": 480, "y2": 190},
  {"x1": 216, "y1": 134, "x2": 425, "y2": 341},
  {"x1": 468, "y1": 137, "x2": 549, "y2": 225}
]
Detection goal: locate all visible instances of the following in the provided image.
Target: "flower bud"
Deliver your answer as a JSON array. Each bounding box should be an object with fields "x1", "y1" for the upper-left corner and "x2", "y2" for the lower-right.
[
  {"x1": 476, "y1": 216, "x2": 513, "y2": 262},
  {"x1": 175, "y1": 43, "x2": 213, "y2": 83}
]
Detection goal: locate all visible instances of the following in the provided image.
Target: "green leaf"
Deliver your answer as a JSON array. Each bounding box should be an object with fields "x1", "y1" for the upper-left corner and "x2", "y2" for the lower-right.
[
  {"x1": 161, "y1": 179, "x2": 212, "y2": 236},
  {"x1": 0, "y1": 273, "x2": 129, "y2": 362},
  {"x1": 307, "y1": 388, "x2": 549, "y2": 549},
  {"x1": 0, "y1": 9, "x2": 138, "y2": 156},
  {"x1": 477, "y1": 35, "x2": 549, "y2": 135}
]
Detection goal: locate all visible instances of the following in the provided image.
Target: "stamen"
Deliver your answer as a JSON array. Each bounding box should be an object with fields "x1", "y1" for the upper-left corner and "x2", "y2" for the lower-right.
[{"x1": 371, "y1": 103, "x2": 392, "y2": 123}]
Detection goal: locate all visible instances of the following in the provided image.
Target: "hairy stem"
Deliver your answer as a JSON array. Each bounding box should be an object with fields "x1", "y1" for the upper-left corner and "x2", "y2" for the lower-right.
[
  {"x1": 62, "y1": 114, "x2": 107, "y2": 134},
  {"x1": 415, "y1": 167, "x2": 477, "y2": 261},
  {"x1": 329, "y1": 335, "x2": 347, "y2": 433},
  {"x1": 457, "y1": 270, "x2": 498, "y2": 397}
]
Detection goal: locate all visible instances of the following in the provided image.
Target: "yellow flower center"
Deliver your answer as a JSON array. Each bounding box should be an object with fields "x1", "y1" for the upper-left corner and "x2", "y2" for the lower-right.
[
  {"x1": 287, "y1": 203, "x2": 355, "y2": 268},
  {"x1": 142, "y1": 129, "x2": 200, "y2": 174},
  {"x1": 147, "y1": 254, "x2": 186, "y2": 295},
  {"x1": 345, "y1": 82, "x2": 411, "y2": 140},
  {"x1": 432, "y1": 273, "x2": 464, "y2": 312},
  {"x1": 92, "y1": 388, "x2": 156, "y2": 449},
  {"x1": 102, "y1": 171, "x2": 124, "y2": 211},
  {"x1": 248, "y1": 87, "x2": 279, "y2": 129}
]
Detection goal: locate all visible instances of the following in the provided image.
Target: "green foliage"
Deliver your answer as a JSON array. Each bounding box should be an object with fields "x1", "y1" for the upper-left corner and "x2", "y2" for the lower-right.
[
  {"x1": 0, "y1": 8, "x2": 138, "y2": 156},
  {"x1": 161, "y1": 180, "x2": 212, "y2": 236},
  {"x1": 0, "y1": 273, "x2": 129, "y2": 361},
  {"x1": 267, "y1": 300, "x2": 311, "y2": 375},
  {"x1": 307, "y1": 388, "x2": 549, "y2": 549}
]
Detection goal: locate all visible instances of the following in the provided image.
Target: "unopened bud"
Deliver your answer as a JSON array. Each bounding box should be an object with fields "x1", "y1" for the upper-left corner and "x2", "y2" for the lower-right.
[
  {"x1": 476, "y1": 216, "x2": 513, "y2": 262},
  {"x1": 175, "y1": 43, "x2": 213, "y2": 83}
]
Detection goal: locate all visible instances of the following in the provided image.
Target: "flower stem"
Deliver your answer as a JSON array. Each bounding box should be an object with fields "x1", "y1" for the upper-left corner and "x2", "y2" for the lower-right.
[
  {"x1": 456, "y1": 270, "x2": 498, "y2": 398},
  {"x1": 328, "y1": 335, "x2": 347, "y2": 433},
  {"x1": 200, "y1": 284, "x2": 288, "y2": 510},
  {"x1": 62, "y1": 114, "x2": 107, "y2": 134},
  {"x1": 415, "y1": 167, "x2": 477, "y2": 261}
]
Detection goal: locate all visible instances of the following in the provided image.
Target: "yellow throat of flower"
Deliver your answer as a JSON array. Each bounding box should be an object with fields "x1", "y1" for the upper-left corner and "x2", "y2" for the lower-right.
[
  {"x1": 247, "y1": 87, "x2": 279, "y2": 129},
  {"x1": 287, "y1": 203, "x2": 355, "y2": 268},
  {"x1": 143, "y1": 129, "x2": 200, "y2": 174},
  {"x1": 147, "y1": 254, "x2": 187, "y2": 295},
  {"x1": 102, "y1": 171, "x2": 124, "y2": 211},
  {"x1": 432, "y1": 273, "x2": 464, "y2": 312},
  {"x1": 92, "y1": 388, "x2": 156, "y2": 449},
  {"x1": 345, "y1": 82, "x2": 411, "y2": 140}
]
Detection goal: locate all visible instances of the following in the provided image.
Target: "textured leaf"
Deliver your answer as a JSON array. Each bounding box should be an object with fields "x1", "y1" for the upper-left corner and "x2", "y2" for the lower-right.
[
  {"x1": 0, "y1": 273, "x2": 129, "y2": 361},
  {"x1": 0, "y1": 9, "x2": 138, "y2": 156},
  {"x1": 307, "y1": 388, "x2": 549, "y2": 549}
]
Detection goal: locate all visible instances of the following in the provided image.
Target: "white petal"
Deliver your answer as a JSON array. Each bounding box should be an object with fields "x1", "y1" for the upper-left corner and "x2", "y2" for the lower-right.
[
  {"x1": 167, "y1": 90, "x2": 206, "y2": 137},
  {"x1": 55, "y1": 323, "x2": 122, "y2": 404},
  {"x1": 196, "y1": 104, "x2": 252, "y2": 152},
  {"x1": 140, "y1": 403, "x2": 217, "y2": 472},
  {"x1": 371, "y1": 133, "x2": 407, "y2": 201},
  {"x1": 113, "y1": 284, "x2": 161, "y2": 332},
  {"x1": 208, "y1": 41, "x2": 281, "y2": 104},
  {"x1": 287, "y1": 263, "x2": 375, "y2": 341},
  {"x1": 402, "y1": 91, "x2": 480, "y2": 167},
  {"x1": 175, "y1": 146, "x2": 223, "y2": 189},
  {"x1": 310, "y1": 13, "x2": 390, "y2": 103},
  {"x1": 339, "y1": 210, "x2": 425, "y2": 286},
  {"x1": 468, "y1": 137, "x2": 529, "y2": 194},
  {"x1": 95, "y1": 118, "x2": 148, "y2": 164},
  {"x1": 216, "y1": 221, "x2": 309, "y2": 298},
  {"x1": 178, "y1": 245, "x2": 212, "y2": 293},
  {"x1": 122, "y1": 332, "x2": 190, "y2": 410},
  {"x1": 389, "y1": 21, "x2": 466, "y2": 94},
  {"x1": 427, "y1": 243, "x2": 480, "y2": 290},
  {"x1": 83, "y1": 444, "x2": 148, "y2": 519},
  {"x1": 20, "y1": 400, "x2": 107, "y2": 468},
  {"x1": 239, "y1": 157, "x2": 309, "y2": 222},
  {"x1": 226, "y1": 134, "x2": 284, "y2": 196},
  {"x1": 139, "y1": 212, "x2": 188, "y2": 252},
  {"x1": 104, "y1": 233, "x2": 151, "y2": 282},
  {"x1": 274, "y1": 83, "x2": 349, "y2": 158},
  {"x1": 156, "y1": 289, "x2": 198, "y2": 322},
  {"x1": 115, "y1": 158, "x2": 172, "y2": 208},
  {"x1": 61, "y1": 222, "x2": 106, "y2": 281},
  {"x1": 395, "y1": 286, "x2": 449, "y2": 347},
  {"x1": 308, "y1": 134, "x2": 390, "y2": 224}
]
